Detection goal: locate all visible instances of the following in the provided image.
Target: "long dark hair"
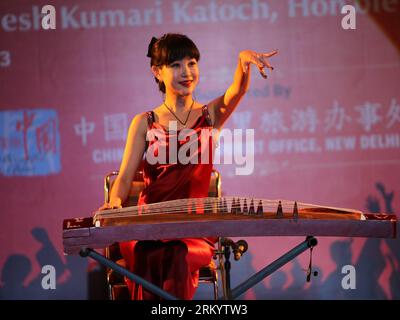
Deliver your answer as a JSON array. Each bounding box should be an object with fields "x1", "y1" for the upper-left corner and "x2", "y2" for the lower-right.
[{"x1": 147, "y1": 33, "x2": 200, "y2": 93}]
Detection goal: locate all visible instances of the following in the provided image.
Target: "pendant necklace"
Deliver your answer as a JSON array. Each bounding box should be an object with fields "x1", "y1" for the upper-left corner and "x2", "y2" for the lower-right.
[{"x1": 163, "y1": 99, "x2": 194, "y2": 128}]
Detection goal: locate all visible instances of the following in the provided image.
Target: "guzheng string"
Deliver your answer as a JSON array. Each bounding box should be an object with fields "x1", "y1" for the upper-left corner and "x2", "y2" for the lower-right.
[{"x1": 94, "y1": 197, "x2": 362, "y2": 221}]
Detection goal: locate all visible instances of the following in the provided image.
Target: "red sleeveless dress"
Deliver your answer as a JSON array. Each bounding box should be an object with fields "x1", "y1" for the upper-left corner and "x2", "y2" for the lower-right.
[{"x1": 119, "y1": 106, "x2": 216, "y2": 300}]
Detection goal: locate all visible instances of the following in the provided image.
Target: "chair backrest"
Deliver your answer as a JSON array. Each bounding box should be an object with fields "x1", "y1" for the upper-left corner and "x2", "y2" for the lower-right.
[{"x1": 104, "y1": 169, "x2": 221, "y2": 207}]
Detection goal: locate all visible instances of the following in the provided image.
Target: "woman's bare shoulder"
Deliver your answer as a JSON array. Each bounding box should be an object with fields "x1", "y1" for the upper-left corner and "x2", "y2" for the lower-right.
[
  {"x1": 127, "y1": 111, "x2": 150, "y2": 135},
  {"x1": 131, "y1": 111, "x2": 148, "y2": 123}
]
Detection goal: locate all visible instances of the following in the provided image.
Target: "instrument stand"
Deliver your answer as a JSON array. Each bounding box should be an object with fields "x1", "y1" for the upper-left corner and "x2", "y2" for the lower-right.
[
  {"x1": 80, "y1": 236, "x2": 317, "y2": 301},
  {"x1": 80, "y1": 248, "x2": 179, "y2": 300},
  {"x1": 219, "y1": 236, "x2": 318, "y2": 300},
  {"x1": 222, "y1": 241, "x2": 232, "y2": 299}
]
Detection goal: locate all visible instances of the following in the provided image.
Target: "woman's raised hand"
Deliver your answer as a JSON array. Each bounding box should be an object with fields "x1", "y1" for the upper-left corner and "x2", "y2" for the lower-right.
[{"x1": 239, "y1": 49, "x2": 278, "y2": 79}]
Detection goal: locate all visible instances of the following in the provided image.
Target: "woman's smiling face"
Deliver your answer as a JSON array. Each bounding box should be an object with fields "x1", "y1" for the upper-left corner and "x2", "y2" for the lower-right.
[{"x1": 157, "y1": 56, "x2": 199, "y2": 96}]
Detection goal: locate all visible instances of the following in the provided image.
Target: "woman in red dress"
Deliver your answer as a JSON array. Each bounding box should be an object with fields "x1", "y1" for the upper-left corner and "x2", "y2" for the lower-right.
[{"x1": 101, "y1": 33, "x2": 277, "y2": 300}]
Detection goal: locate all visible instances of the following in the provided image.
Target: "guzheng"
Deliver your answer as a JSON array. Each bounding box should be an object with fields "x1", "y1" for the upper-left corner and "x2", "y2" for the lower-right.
[{"x1": 63, "y1": 197, "x2": 397, "y2": 254}]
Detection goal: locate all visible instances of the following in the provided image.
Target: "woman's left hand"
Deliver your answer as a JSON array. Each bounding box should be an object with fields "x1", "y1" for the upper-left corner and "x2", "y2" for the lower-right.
[{"x1": 239, "y1": 49, "x2": 278, "y2": 79}]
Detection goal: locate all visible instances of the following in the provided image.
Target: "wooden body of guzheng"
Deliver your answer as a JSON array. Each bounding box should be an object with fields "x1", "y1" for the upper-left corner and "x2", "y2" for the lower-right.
[{"x1": 63, "y1": 197, "x2": 397, "y2": 254}]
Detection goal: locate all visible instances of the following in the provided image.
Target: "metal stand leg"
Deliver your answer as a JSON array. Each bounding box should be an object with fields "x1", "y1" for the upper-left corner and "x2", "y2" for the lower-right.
[
  {"x1": 223, "y1": 244, "x2": 232, "y2": 300},
  {"x1": 80, "y1": 248, "x2": 179, "y2": 300},
  {"x1": 229, "y1": 236, "x2": 318, "y2": 300}
]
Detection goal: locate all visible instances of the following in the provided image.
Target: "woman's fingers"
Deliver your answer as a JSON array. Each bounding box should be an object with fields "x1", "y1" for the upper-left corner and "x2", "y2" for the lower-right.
[
  {"x1": 258, "y1": 50, "x2": 278, "y2": 78},
  {"x1": 259, "y1": 55, "x2": 274, "y2": 70},
  {"x1": 264, "y1": 50, "x2": 278, "y2": 58},
  {"x1": 98, "y1": 202, "x2": 122, "y2": 211},
  {"x1": 258, "y1": 66, "x2": 268, "y2": 79},
  {"x1": 98, "y1": 203, "x2": 109, "y2": 211},
  {"x1": 261, "y1": 50, "x2": 278, "y2": 69},
  {"x1": 250, "y1": 54, "x2": 264, "y2": 71},
  {"x1": 255, "y1": 56, "x2": 269, "y2": 79},
  {"x1": 240, "y1": 49, "x2": 278, "y2": 78}
]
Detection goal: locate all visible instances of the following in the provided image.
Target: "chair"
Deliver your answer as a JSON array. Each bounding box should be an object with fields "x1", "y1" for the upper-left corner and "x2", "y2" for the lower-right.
[{"x1": 104, "y1": 168, "x2": 222, "y2": 300}]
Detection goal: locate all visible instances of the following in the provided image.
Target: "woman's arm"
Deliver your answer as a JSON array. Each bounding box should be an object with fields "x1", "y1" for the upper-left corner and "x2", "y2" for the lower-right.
[
  {"x1": 103, "y1": 112, "x2": 148, "y2": 209},
  {"x1": 208, "y1": 50, "x2": 278, "y2": 130}
]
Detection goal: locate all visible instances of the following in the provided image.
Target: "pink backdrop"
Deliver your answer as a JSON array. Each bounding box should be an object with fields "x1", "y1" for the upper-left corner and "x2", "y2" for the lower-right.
[{"x1": 0, "y1": 0, "x2": 399, "y2": 299}]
